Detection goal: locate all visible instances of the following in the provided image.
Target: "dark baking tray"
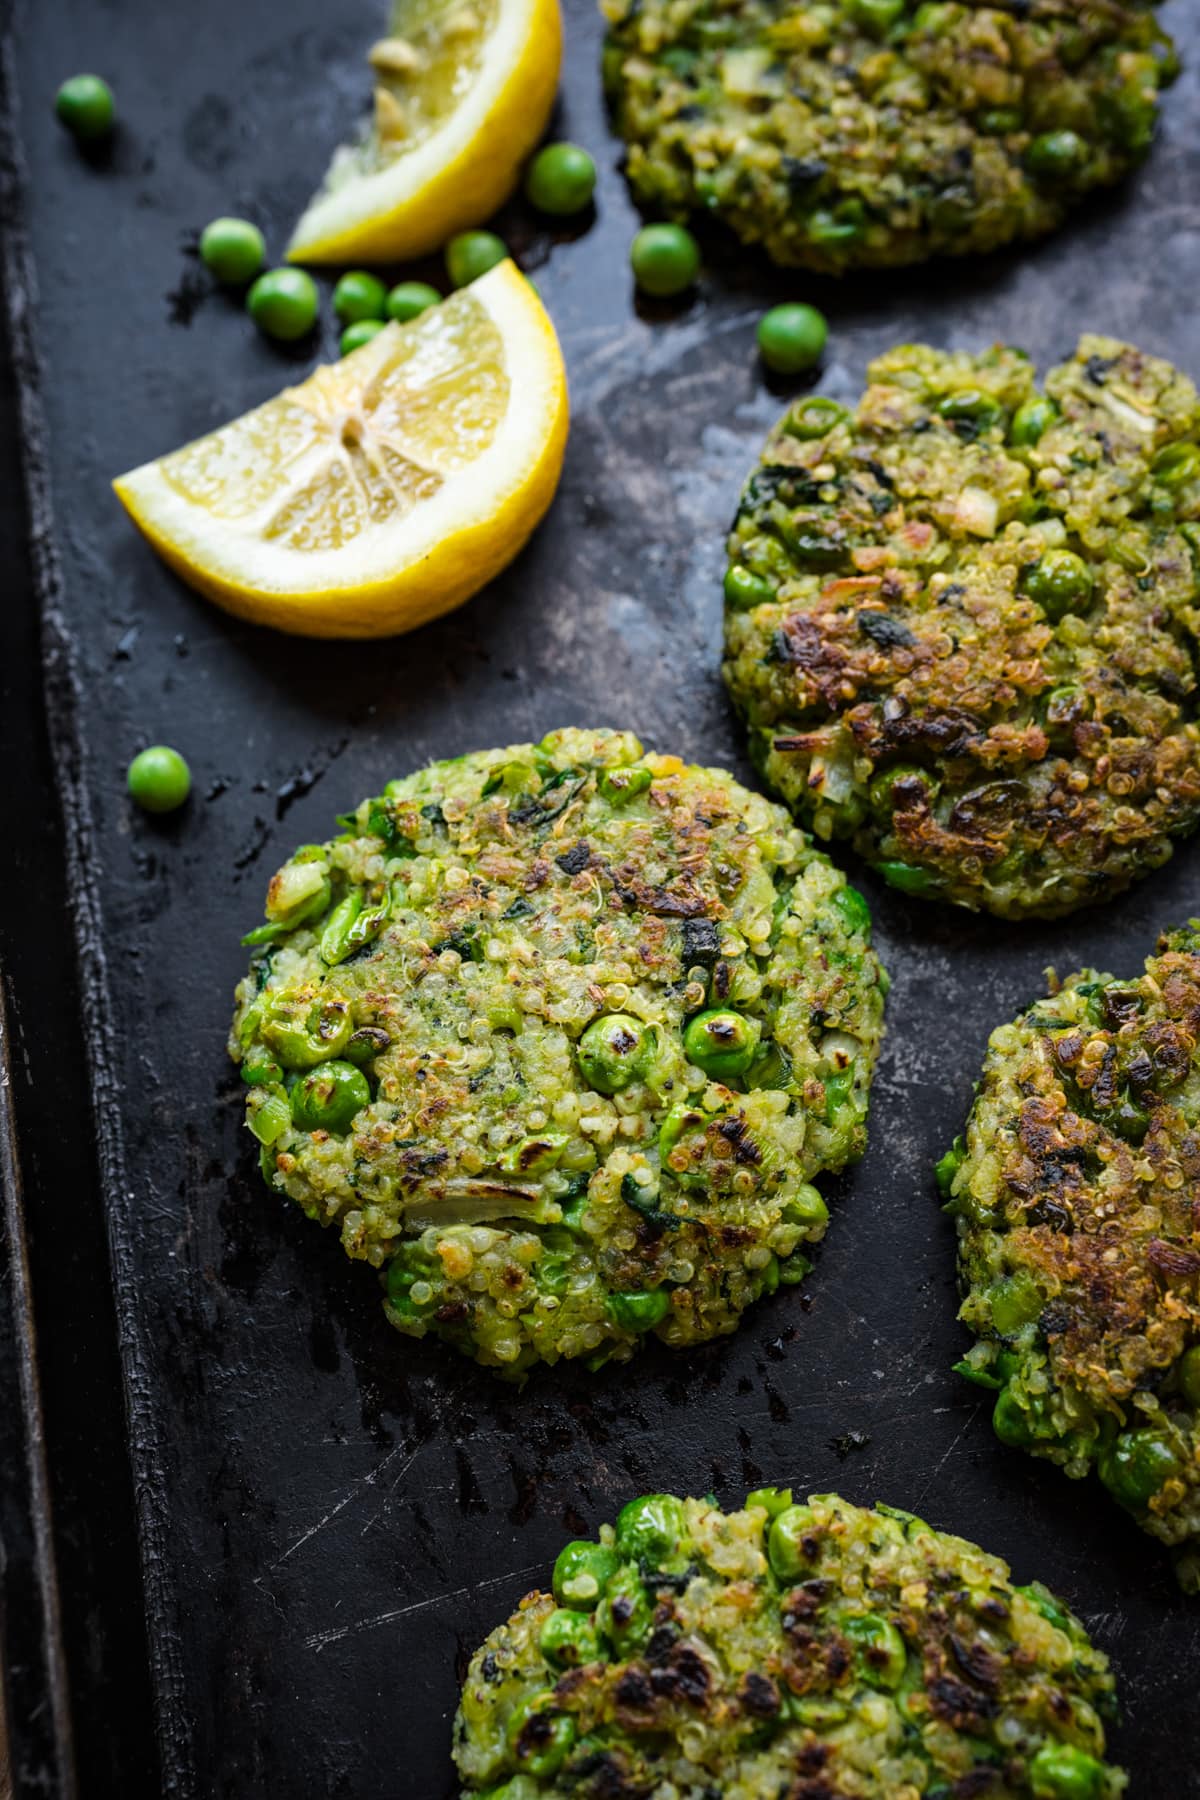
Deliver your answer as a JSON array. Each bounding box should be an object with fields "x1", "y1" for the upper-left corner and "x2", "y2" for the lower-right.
[{"x1": 3, "y1": 0, "x2": 1200, "y2": 1794}]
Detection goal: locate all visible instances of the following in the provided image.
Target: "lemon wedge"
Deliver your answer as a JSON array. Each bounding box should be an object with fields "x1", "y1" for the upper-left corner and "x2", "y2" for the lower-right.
[
  {"x1": 113, "y1": 261, "x2": 568, "y2": 639},
  {"x1": 287, "y1": 0, "x2": 563, "y2": 265}
]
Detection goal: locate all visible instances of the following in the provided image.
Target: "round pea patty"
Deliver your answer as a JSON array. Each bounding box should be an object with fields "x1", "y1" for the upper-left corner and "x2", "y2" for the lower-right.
[
  {"x1": 229, "y1": 729, "x2": 886, "y2": 1375},
  {"x1": 724, "y1": 334, "x2": 1200, "y2": 918},
  {"x1": 942, "y1": 923, "x2": 1200, "y2": 1592},
  {"x1": 601, "y1": 0, "x2": 1177, "y2": 275},
  {"x1": 454, "y1": 1490, "x2": 1124, "y2": 1798}
]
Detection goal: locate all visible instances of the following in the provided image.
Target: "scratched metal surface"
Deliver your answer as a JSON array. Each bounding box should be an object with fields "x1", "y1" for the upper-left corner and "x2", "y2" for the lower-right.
[{"x1": 4, "y1": 0, "x2": 1200, "y2": 1794}]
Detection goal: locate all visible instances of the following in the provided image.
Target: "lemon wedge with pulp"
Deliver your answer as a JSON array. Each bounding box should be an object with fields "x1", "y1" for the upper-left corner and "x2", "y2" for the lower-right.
[
  {"x1": 287, "y1": 0, "x2": 563, "y2": 265},
  {"x1": 113, "y1": 261, "x2": 569, "y2": 639}
]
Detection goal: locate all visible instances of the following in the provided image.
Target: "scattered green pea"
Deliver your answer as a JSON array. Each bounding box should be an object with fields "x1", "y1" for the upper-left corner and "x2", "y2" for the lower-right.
[
  {"x1": 757, "y1": 303, "x2": 828, "y2": 375},
  {"x1": 333, "y1": 270, "x2": 387, "y2": 325},
  {"x1": 386, "y1": 280, "x2": 442, "y2": 322},
  {"x1": 199, "y1": 217, "x2": 266, "y2": 286},
  {"x1": 127, "y1": 745, "x2": 191, "y2": 814},
  {"x1": 630, "y1": 222, "x2": 700, "y2": 297},
  {"x1": 247, "y1": 267, "x2": 319, "y2": 341},
  {"x1": 682, "y1": 1008, "x2": 761, "y2": 1080},
  {"x1": 289, "y1": 1060, "x2": 370, "y2": 1135},
  {"x1": 525, "y1": 142, "x2": 597, "y2": 216},
  {"x1": 552, "y1": 1539, "x2": 619, "y2": 1610},
  {"x1": 55, "y1": 74, "x2": 114, "y2": 141},
  {"x1": 577, "y1": 1013, "x2": 653, "y2": 1094},
  {"x1": 341, "y1": 319, "x2": 386, "y2": 356},
  {"x1": 446, "y1": 230, "x2": 509, "y2": 289}
]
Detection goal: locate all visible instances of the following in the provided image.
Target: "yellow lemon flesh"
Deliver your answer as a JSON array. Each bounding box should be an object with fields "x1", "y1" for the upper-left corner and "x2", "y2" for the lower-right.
[
  {"x1": 287, "y1": 0, "x2": 563, "y2": 265},
  {"x1": 113, "y1": 262, "x2": 569, "y2": 639}
]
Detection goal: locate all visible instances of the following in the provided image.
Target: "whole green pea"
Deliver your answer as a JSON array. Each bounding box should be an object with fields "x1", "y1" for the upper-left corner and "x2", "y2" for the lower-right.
[
  {"x1": 55, "y1": 74, "x2": 114, "y2": 141},
  {"x1": 614, "y1": 1493, "x2": 687, "y2": 1565},
  {"x1": 682, "y1": 1008, "x2": 761, "y2": 1081},
  {"x1": 199, "y1": 217, "x2": 266, "y2": 285},
  {"x1": 1010, "y1": 396, "x2": 1058, "y2": 447},
  {"x1": 538, "y1": 1608, "x2": 603, "y2": 1668},
  {"x1": 768, "y1": 1503, "x2": 820, "y2": 1578},
  {"x1": 868, "y1": 763, "x2": 938, "y2": 816},
  {"x1": 446, "y1": 230, "x2": 508, "y2": 288},
  {"x1": 505, "y1": 1696, "x2": 575, "y2": 1779},
  {"x1": 333, "y1": 270, "x2": 387, "y2": 325},
  {"x1": 1019, "y1": 549, "x2": 1094, "y2": 621},
  {"x1": 724, "y1": 564, "x2": 775, "y2": 609},
  {"x1": 289, "y1": 1060, "x2": 370, "y2": 1134},
  {"x1": 630, "y1": 223, "x2": 700, "y2": 297},
  {"x1": 597, "y1": 1565, "x2": 652, "y2": 1654},
  {"x1": 552, "y1": 1539, "x2": 619, "y2": 1609},
  {"x1": 1027, "y1": 129, "x2": 1086, "y2": 180},
  {"x1": 1178, "y1": 1344, "x2": 1200, "y2": 1407},
  {"x1": 1028, "y1": 1741, "x2": 1108, "y2": 1800},
  {"x1": 608, "y1": 1289, "x2": 670, "y2": 1333},
  {"x1": 1098, "y1": 1427, "x2": 1181, "y2": 1512},
  {"x1": 386, "y1": 280, "x2": 442, "y2": 322},
  {"x1": 525, "y1": 142, "x2": 597, "y2": 216},
  {"x1": 757, "y1": 303, "x2": 828, "y2": 376},
  {"x1": 842, "y1": 1613, "x2": 907, "y2": 1689},
  {"x1": 127, "y1": 745, "x2": 191, "y2": 813},
  {"x1": 577, "y1": 1013, "x2": 653, "y2": 1093},
  {"x1": 341, "y1": 320, "x2": 386, "y2": 356},
  {"x1": 247, "y1": 268, "x2": 319, "y2": 341}
]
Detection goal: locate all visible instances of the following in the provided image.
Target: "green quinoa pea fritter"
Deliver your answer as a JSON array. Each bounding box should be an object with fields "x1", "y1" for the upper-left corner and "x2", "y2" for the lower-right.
[
  {"x1": 724, "y1": 334, "x2": 1200, "y2": 919},
  {"x1": 600, "y1": 0, "x2": 1178, "y2": 276},
  {"x1": 942, "y1": 924, "x2": 1200, "y2": 1592},
  {"x1": 229, "y1": 729, "x2": 886, "y2": 1375},
  {"x1": 454, "y1": 1491, "x2": 1125, "y2": 1800}
]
